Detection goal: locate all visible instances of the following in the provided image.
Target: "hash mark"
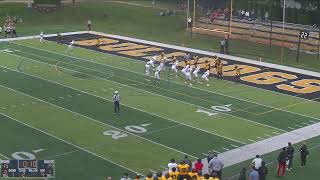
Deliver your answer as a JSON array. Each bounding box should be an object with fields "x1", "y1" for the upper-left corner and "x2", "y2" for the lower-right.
[
  {"x1": 50, "y1": 98, "x2": 55, "y2": 101},
  {"x1": 248, "y1": 139, "x2": 256, "y2": 143},
  {"x1": 257, "y1": 137, "x2": 264, "y2": 140},
  {"x1": 272, "y1": 132, "x2": 280, "y2": 135},
  {"x1": 230, "y1": 144, "x2": 239, "y2": 148},
  {"x1": 288, "y1": 127, "x2": 295, "y2": 130},
  {"x1": 58, "y1": 97, "x2": 65, "y2": 99},
  {"x1": 302, "y1": 122, "x2": 310, "y2": 125},
  {"x1": 202, "y1": 153, "x2": 208, "y2": 156},
  {"x1": 264, "y1": 134, "x2": 272, "y2": 138},
  {"x1": 222, "y1": 147, "x2": 230, "y2": 151},
  {"x1": 295, "y1": 124, "x2": 303, "y2": 128},
  {"x1": 10, "y1": 105, "x2": 17, "y2": 108},
  {"x1": 67, "y1": 95, "x2": 73, "y2": 98}
]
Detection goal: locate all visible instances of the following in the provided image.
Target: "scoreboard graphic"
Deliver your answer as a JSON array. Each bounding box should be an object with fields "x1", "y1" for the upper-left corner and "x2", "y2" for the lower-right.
[{"x1": 0, "y1": 160, "x2": 55, "y2": 178}]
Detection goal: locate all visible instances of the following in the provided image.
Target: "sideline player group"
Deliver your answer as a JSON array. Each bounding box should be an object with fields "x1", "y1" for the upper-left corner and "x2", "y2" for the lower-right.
[{"x1": 145, "y1": 52, "x2": 241, "y2": 86}]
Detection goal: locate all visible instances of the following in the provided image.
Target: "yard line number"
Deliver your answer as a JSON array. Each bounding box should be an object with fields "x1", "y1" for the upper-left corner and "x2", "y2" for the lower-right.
[{"x1": 103, "y1": 124, "x2": 150, "y2": 140}]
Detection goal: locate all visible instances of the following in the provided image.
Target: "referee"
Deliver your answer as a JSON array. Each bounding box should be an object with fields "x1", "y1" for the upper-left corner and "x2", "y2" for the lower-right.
[{"x1": 112, "y1": 91, "x2": 120, "y2": 113}]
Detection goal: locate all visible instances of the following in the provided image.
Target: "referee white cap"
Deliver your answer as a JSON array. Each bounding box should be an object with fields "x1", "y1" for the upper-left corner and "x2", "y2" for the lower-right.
[{"x1": 115, "y1": 91, "x2": 118, "y2": 94}]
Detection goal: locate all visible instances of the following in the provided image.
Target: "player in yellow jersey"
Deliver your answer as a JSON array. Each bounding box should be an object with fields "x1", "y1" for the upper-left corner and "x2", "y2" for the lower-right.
[
  {"x1": 234, "y1": 65, "x2": 240, "y2": 82},
  {"x1": 188, "y1": 169, "x2": 198, "y2": 180},
  {"x1": 170, "y1": 167, "x2": 179, "y2": 180},
  {"x1": 145, "y1": 173, "x2": 153, "y2": 180},
  {"x1": 178, "y1": 160, "x2": 189, "y2": 180},
  {"x1": 96, "y1": 38, "x2": 101, "y2": 51},
  {"x1": 162, "y1": 173, "x2": 172, "y2": 180}
]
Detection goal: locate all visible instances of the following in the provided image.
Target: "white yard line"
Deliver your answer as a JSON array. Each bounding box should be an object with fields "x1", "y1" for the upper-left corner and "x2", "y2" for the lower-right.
[
  {"x1": 0, "y1": 153, "x2": 9, "y2": 159},
  {"x1": 0, "y1": 55, "x2": 248, "y2": 144},
  {"x1": 5, "y1": 49, "x2": 287, "y2": 136},
  {"x1": 13, "y1": 41, "x2": 320, "y2": 123},
  {"x1": 0, "y1": 81, "x2": 198, "y2": 160},
  {"x1": 92, "y1": 31, "x2": 320, "y2": 78},
  {"x1": 0, "y1": 112, "x2": 140, "y2": 174}
]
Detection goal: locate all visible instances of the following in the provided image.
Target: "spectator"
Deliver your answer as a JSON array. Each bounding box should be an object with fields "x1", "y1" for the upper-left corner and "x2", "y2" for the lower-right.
[
  {"x1": 87, "y1": 19, "x2": 92, "y2": 31},
  {"x1": 208, "y1": 154, "x2": 224, "y2": 180},
  {"x1": 211, "y1": 173, "x2": 220, "y2": 180},
  {"x1": 164, "y1": 173, "x2": 172, "y2": 180},
  {"x1": 168, "y1": 158, "x2": 178, "y2": 173},
  {"x1": 134, "y1": 174, "x2": 140, "y2": 180},
  {"x1": 121, "y1": 173, "x2": 132, "y2": 180},
  {"x1": 264, "y1": 11, "x2": 269, "y2": 22},
  {"x1": 220, "y1": 39, "x2": 225, "y2": 54},
  {"x1": 249, "y1": 165, "x2": 259, "y2": 180},
  {"x1": 300, "y1": 142, "x2": 309, "y2": 167},
  {"x1": 145, "y1": 173, "x2": 153, "y2": 180},
  {"x1": 238, "y1": 168, "x2": 246, "y2": 180},
  {"x1": 245, "y1": 11, "x2": 250, "y2": 20},
  {"x1": 286, "y1": 142, "x2": 294, "y2": 171},
  {"x1": 194, "y1": 159, "x2": 203, "y2": 172},
  {"x1": 170, "y1": 167, "x2": 179, "y2": 180},
  {"x1": 277, "y1": 147, "x2": 287, "y2": 177},
  {"x1": 156, "y1": 172, "x2": 162, "y2": 180},
  {"x1": 241, "y1": 10, "x2": 245, "y2": 19},
  {"x1": 258, "y1": 161, "x2": 268, "y2": 180},
  {"x1": 207, "y1": 151, "x2": 214, "y2": 163},
  {"x1": 252, "y1": 155, "x2": 263, "y2": 170},
  {"x1": 184, "y1": 155, "x2": 192, "y2": 171},
  {"x1": 224, "y1": 36, "x2": 229, "y2": 54},
  {"x1": 178, "y1": 160, "x2": 189, "y2": 180},
  {"x1": 188, "y1": 169, "x2": 197, "y2": 179}
]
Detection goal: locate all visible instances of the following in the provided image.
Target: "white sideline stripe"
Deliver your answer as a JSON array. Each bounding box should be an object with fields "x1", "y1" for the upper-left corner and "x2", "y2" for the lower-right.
[
  {"x1": 91, "y1": 31, "x2": 320, "y2": 78},
  {"x1": 3, "y1": 31, "x2": 320, "y2": 107},
  {"x1": 0, "y1": 78, "x2": 197, "y2": 159},
  {"x1": 0, "y1": 153, "x2": 9, "y2": 159},
  {"x1": 1, "y1": 54, "x2": 247, "y2": 145},
  {"x1": 7, "y1": 48, "x2": 288, "y2": 136},
  {"x1": 0, "y1": 112, "x2": 140, "y2": 174},
  {"x1": 0, "y1": 31, "x2": 88, "y2": 43},
  {"x1": 218, "y1": 121, "x2": 320, "y2": 167},
  {"x1": 13, "y1": 41, "x2": 320, "y2": 122}
]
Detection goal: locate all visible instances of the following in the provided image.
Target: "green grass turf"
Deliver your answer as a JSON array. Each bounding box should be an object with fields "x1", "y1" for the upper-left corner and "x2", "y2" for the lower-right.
[
  {"x1": 1, "y1": 1, "x2": 320, "y2": 72},
  {"x1": 4, "y1": 41, "x2": 320, "y2": 131},
  {"x1": 0, "y1": 113, "x2": 133, "y2": 180},
  {"x1": 0, "y1": 38, "x2": 319, "y2": 179}
]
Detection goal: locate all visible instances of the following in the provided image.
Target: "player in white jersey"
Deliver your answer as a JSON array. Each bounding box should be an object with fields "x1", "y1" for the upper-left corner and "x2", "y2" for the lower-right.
[
  {"x1": 193, "y1": 65, "x2": 201, "y2": 83},
  {"x1": 201, "y1": 70, "x2": 210, "y2": 87},
  {"x1": 66, "y1": 40, "x2": 75, "y2": 54},
  {"x1": 39, "y1": 32, "x2": 44, "y2": 43},
  {"x1": 145, "y1": 61, "x2": 152, "y2": 80},
  {"x1": 170, "y1": 56, "x2": 179, "y2": 77},
  {"x1": 181, "y1": 64, "x2": 189, "y2": 80},
  {"x1": 150, "y1": 56, "x2": 156, "y2": 71},
  {"x1": 185, "y1": 66, "x2": 193, "y2": 86},
  {"x1": 154, "y1": 66, "x2": 161, "y2": 84},
  {"x1": 159, "y1": 52, "x2": 166, "y2": 71}
]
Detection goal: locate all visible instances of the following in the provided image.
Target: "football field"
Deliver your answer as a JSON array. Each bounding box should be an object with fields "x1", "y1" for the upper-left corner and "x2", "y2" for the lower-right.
[{"x1": 0, "y1": 32, "x2": 320, "y2": 179}]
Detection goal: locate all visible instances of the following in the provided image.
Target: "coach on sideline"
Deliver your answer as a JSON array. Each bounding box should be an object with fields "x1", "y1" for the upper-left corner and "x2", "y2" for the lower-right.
[{"x1": 112, "y1": 91, "x2": 121, "y2": 114}]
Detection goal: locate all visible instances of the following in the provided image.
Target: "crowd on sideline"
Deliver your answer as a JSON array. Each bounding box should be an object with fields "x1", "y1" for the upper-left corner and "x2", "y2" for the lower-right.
[
  {"x1": 207, "y1": 8, "x2": 269, "y2": 23},
  {"x1": 1, "y1": 16, "x2": 22, "y2": 38},
  {"x1": 112, "y1": 142, "x2": 309, "y2": 180}
]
